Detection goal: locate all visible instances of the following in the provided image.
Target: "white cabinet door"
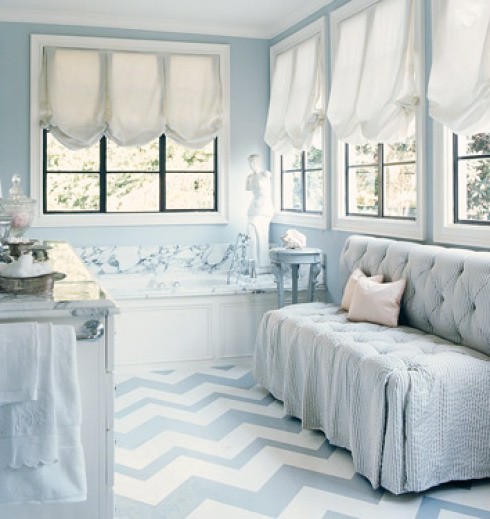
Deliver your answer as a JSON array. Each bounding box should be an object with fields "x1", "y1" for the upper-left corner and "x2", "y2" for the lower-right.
[{"x1": 0, "y1": 317, "x2": 111, "y2": 519}]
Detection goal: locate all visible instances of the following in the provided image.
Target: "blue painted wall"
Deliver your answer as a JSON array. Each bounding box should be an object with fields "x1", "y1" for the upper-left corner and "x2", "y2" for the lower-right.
[{"x1": 0, "y1": 22, "x2": 270, "y2": 247}]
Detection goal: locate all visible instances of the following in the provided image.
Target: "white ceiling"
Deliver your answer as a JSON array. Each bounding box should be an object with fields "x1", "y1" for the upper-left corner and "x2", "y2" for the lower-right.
[{"x1": 0, "y1": 0, "x2": 335, "y2": 39}]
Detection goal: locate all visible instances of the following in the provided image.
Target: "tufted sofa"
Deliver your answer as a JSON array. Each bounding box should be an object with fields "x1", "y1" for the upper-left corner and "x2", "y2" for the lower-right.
[{"x1": 253, "y1": 235, "x2": 490, "y2": 494}]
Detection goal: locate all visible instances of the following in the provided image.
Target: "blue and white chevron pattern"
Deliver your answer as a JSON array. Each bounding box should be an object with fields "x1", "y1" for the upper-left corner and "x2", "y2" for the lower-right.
[{"x1": 115, "y1": 366, "x2": 490, "y2": 519}]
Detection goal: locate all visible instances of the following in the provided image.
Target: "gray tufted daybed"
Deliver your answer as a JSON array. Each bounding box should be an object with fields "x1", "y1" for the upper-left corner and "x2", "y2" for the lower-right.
[{"x1": 253, "y1": 235, "x2": 490, "y2": 494}]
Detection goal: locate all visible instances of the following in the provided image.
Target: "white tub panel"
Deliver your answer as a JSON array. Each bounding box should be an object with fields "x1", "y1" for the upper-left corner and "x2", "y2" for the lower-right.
[{"x1": 115, "y1": 303, "x2": 213, "y2": 366}]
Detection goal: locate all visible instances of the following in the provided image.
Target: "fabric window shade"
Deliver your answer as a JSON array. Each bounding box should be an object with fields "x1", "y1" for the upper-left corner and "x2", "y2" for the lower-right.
[
  {"x1": 40, "y1": 48, "x2": 223, "y2": 149},
  {"x1": 106, "y1": 52, "x2": 165, "y2": 147},
  {"x1": 265, "y1": 35, "x2": 324, "y2": 155},
  {"x1": 327, "y1": 0, "x2": 417, "y2": 144},
  {"x1": 40, "y1": 48, "x2": 106, "y2": 150},
  {"x1": 163, "y1": 54, "x2": 223, "y2": 149},
  {"x1": 428, "y1": 0, "x2": 490, "y2": 135}
]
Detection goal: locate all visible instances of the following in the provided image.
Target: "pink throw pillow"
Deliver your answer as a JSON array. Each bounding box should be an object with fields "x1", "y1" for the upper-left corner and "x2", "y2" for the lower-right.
[
  {"x1": 341, "y1": 268, "x2": 384, "y2": 311},
  {"x1": 348, "y1": 277, "x2": 406, "y2": 327}
]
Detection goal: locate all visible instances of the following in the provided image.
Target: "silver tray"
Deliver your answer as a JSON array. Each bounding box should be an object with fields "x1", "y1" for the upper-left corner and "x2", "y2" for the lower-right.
[{"x1": 0, "y1": 272, "x2": 66, "y2": 296}]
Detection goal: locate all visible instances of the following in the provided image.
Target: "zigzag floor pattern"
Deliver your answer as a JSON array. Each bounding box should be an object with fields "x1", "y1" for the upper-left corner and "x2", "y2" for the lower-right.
[{"x1": 115, "y1": 365, "x2": 490, "y2": 519}]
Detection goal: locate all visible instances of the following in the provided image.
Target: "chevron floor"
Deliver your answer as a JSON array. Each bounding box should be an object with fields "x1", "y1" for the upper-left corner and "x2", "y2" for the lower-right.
[{"x1": 114, "y1": 365, "x2": 490, "y2": 519}]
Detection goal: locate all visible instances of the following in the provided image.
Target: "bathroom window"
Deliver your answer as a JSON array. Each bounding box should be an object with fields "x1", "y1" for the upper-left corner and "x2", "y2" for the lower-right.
[
  {"x1": 280, "y1": 145, "x2": 323, "y2": 213},
  {"x1": 43, "y1": 131, "x2": 217, "y2": 213},
  {"x1": 345, "y1": 136, "x2": 417, "y2": 220},
  {"x1": 31, "y1": 34, "x2": 230, "y2": 227},
  {"x1": 452, "y1": 133, "x2": 490, "y2": 225}
]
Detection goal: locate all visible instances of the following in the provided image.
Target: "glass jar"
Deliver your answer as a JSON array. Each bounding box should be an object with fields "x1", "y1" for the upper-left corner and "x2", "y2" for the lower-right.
[{"x1": 0, "y1": 175, "x2": 36, "y2": 237}]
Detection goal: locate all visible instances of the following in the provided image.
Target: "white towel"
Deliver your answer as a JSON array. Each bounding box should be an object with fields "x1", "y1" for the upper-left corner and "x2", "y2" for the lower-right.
[
  {"x1": 0, "y1": 322, "x2": 39, "y2": 405},
  {"x1": 0, "y1": 324, "x2": 58, "y2": 469},
  {"x1": 0, "y1": 324, "x2": 87, "y2": 504}
]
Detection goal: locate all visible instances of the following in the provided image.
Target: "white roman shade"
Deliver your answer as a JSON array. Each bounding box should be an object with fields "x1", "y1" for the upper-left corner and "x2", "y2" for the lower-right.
[
  {"x1": 264, "y1": 35, "x2": 324, "y2": 154},
  {"x1": 428, "y1": 0, "x2": 490, "y2": 135},
  {"x1": 40, "y1": 48, "x2": 106, "y2": 149},
  {"x1": 40, "y1": 47, "x2": 222, "y2": 150},
  {"x1": 327, "y1": 0, "x2": 417, "y2": 144}
]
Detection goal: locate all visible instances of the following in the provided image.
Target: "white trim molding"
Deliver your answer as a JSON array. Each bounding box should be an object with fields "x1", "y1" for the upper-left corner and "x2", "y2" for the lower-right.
[
  {"x1": 269, "y1": 17, "x2": 328, "y2": 231},
  {"x1": 330, "y1": 0, "x2": 426, "y2": 241},
  {"x1": 30, "y1": 34, "x2": 230, "y2": 228},
  {"x1": 433, "y1": 122, "x2": 490, "y2": 249}
]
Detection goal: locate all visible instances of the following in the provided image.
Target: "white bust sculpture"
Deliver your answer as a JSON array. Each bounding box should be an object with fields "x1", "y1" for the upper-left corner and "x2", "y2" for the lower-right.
[{"x1": 246, "y1": 154, "x2": 274, "y2": 273}]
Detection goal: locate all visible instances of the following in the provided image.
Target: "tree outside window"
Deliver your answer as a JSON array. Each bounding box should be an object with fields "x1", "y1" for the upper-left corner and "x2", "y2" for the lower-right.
[
  {"x1": 453, "y1": 133, "x2": 490, "y2": 224},
  {"x1": 345, "y1": 136, "x2": 417, "y2": 219},
  {"x1": 44, "y1": 131, "x2": 217, "y2": 214}
]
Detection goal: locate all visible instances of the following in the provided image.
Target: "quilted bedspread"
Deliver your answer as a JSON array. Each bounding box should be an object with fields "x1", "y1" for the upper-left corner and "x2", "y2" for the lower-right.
[{"x1": 253, "y1": 302, "x2": 490, "y2": 494}]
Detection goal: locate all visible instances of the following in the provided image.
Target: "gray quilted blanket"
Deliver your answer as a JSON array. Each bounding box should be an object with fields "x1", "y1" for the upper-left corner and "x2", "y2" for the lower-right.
[{"x1": 253, "y1": 302, "x2": 490, "y2": 494}]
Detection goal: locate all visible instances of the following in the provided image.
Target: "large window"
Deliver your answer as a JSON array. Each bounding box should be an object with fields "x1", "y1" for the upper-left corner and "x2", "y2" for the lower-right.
[
  {"x1": 31, "y1": 34, "x2": 229, "y2": 227},
  {"x1": 345, "y1": 136, "x2": 416, "y2": 219},
  {"x1": 280, "y1": 144, "x2": 323, "y2": 214},
  {"x1": 43, "y1": 131, "x2": 217, "y2": 214},
  {"x1": 453, "y1": 133, "x2": 490, "y2": 225}
]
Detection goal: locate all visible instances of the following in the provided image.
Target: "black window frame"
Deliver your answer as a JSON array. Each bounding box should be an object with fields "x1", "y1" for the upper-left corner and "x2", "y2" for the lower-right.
[
  {"x1": 345, "y1": 142, "x2": 416, "y2": 221},
  {"x1": 280, "y1": 150, "x2": 323, "y2": 214},
  {"x1": 452, "y1": 133, "x2": 490, "y2": 226},
  {"x1": 43, "y1": 130, "x2": 218, "y2": 214}
]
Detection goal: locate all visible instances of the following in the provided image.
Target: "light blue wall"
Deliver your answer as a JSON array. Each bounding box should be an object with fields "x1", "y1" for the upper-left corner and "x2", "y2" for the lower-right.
[{"x1": 0, "y1": 22, "x2": 270, "y2": 247}]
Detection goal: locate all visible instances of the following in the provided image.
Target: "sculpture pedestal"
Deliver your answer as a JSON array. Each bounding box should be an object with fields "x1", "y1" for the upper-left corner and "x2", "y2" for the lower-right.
[{"x1": 247, "y1": 217, "x2": 272, "y2": 274}]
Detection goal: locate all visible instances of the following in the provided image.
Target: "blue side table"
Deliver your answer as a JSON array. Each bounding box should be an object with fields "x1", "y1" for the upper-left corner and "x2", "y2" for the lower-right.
[{"x1": 270, "y1": 247, "x2": 323, "y2": 308}]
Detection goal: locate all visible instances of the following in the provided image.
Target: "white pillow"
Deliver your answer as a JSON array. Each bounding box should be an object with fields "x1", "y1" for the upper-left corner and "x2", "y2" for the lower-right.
[
  {"x1": 348, "y1": 277, "x2": 406, "y2": 327},
  {"x1": 341, "y1": 268, "x2": 384, "y2": 311}
]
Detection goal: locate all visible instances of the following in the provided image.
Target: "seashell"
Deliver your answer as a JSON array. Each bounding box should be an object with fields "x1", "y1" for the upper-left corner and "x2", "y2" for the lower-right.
[{"x1": 281, "y1": 229, "x2": 307, "y2": 249}]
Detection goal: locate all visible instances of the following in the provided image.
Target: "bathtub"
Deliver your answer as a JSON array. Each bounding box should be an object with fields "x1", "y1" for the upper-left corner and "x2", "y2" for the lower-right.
[{"x1": 97, "y1": 271, "x2": 290, "y2": 368}]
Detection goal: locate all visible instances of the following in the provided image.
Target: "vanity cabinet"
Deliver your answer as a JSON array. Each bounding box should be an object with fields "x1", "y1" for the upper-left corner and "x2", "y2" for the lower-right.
[{"x1": 0, "y1": 242, "x2": 117, "y2": 519}]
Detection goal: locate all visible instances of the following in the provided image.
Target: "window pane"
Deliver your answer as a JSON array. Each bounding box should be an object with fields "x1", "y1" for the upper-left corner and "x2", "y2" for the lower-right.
[
  {"x1": 384, "y1": 164, "x2": 417, "y2": 218},
  {"x1": 348, "y1": 143, "x2": 378, "y2": 166},
  {"x1": 282, "y1": 150, "x2": 302, "y2": 170},
  {"x1": 46, "y1": 133, "x2": 99, "y2": 172},
  {"x1": 458, "y1": 133, "x2": 490, "y2": 157},
  {"x1": 385, "y1": 135, "x2": 416, "y2": 163},
  {"x1": 166, "y1": 173, "x2": 215, "y2": 210},
  {"x1": 46, "y1": 173, "x2": 99, "y2": 211},
  {"x1": 166, "y1": 139, "x2": 214, "y2": 171},
  {"x1": 306, "y1": 146, "x2": 323, "y2": 169},
  {"x1": 106, "y1": 139, "x2": 159, "y2": 171},
  {"x1": 305, "y1": 170, "x2": 323, "y2": 212},
  {"x1": 347, "y1": 166, "x2": 378, "y2": 215},
  {"x1": 282, "y1": 171, "x2": 303, "y2": 211},
  {"x1": 457, "y1": 159, "x2": 490, "y2": 222},
  {"x1": 107, "y1": 173, "x2": 159, "y2": 212}
]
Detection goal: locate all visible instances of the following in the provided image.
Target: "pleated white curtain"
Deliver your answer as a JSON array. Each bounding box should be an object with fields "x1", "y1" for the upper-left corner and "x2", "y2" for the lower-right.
[
  {"x1": 264, "y1": 35, "x2": 323, "y2": 155},
  {"x1": 164, "y1": 54, "x2": 223, "y2": 149},
  {"x1": 327, "y1": 0, "x2": 417, "y2": 144},
  {"x1": 40, "y1": 48, "x2": 106, "y2": 149},
  {"x1": 40, "y1": 47, "x2": 222, "y2": 150},
  {"x1": 428, "y1": 0, "x2": 490, "y2": 135}
]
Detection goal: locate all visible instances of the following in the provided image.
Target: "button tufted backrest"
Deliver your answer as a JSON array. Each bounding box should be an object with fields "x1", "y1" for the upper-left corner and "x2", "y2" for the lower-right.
[{"x1": 339, "y1": 235, "x2": 490, "y2": 356}]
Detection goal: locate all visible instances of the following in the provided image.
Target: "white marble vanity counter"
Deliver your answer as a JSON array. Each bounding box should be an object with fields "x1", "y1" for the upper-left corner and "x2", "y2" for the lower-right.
[{"x1": 0, "y1": 241, "x2": 117, "y2": 318}]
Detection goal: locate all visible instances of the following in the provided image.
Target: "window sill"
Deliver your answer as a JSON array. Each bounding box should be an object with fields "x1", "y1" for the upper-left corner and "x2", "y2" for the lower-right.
[
  {"x1": 272, "y1": 211, "x2": 326, "y2": 230},
  {"x1": 32, "y1": 211, "x2": 228, "y2": 228},
  {"x1": 333, "y1": 214, "x2": 425, "y2": 240},
  {"x1": 433, "y1": 222, "x2": 490, "y2": 250}
]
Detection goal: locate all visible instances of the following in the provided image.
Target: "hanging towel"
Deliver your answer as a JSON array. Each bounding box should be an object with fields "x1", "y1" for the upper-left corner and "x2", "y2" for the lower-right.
[
  {"x1": 0, "y1": 324, "x2": 87, "y2": 504},
  {"x1": 0, "y1": 322, "x2": 39, "y2": 405},
  {"x1": 0, "y1": 324, "x2": 58, "y2": 469}
]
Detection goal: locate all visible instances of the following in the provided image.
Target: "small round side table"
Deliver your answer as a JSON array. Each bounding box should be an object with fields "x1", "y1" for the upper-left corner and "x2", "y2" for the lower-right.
[{"x1": 270, "y1": 247, "x2": 323, "y2": 308}]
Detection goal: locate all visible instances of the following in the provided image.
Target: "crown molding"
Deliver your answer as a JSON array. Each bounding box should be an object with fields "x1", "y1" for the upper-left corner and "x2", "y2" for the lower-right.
[
  {"x1": 0, "y1": 7, "x2": 270, "y2": 39},
  {"x1": 269, "y1": 0, "x2": 334, "y2": 38},
  {"x1": 0, "y1": 1, "x2": 336, "y2": 40}
]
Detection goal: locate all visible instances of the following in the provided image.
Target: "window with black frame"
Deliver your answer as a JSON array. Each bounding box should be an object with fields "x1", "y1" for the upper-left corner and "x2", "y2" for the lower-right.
[
  {"x1": 43, "y1": 130, "x2": 217, "y2": 214},
  {"x1": 345, "y1": 136, "x2": 417, "y2": 219},
  {"x1": 280, "y1": 145, "x2": 323, "y2": 213},
  {"x1": 452, "y1": 133, "x2": 490, "y2": 225}
]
